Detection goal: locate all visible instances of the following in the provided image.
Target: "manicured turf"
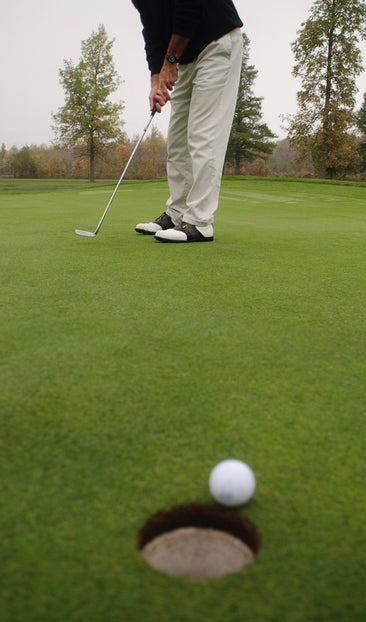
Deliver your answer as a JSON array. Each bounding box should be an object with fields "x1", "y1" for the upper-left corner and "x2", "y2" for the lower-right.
[{"x1": 1, "y1": 177, "x2": 366, "y2": 621}]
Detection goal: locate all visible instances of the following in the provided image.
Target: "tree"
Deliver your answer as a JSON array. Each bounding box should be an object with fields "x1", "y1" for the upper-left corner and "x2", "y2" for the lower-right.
[
  {"x1": 288, "y1": 0, "x2": 366, "y2": 178},
  {"x1": 225, "y1": 33, "x2": 276, "y2": 175},
  {"x1": 52, "y1": 24, "x2": 124, "y2": 182},
  {"x1": 128, "y1": 127, "x2": 167, "y2": 179},
  {"x1": 9, "y1": 146, "x2": 37, "y2": 178},
  {"x1": 356, "y1": 92, "x2": 366, "y2": 172},
  {"x1": 0, "y1": 144, "x2": 9, "y2": 176}
]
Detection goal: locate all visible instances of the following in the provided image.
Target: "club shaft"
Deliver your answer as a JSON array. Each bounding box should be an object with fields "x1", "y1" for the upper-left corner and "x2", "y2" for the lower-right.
[{"x1": 89, "y1": 109, "x2": 156, "y2": 236}]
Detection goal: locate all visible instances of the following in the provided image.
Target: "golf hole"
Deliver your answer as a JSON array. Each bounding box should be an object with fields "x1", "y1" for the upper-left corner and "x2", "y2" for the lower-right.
[{"x1": 138, "y1": 504, "x2": 261, "y2": 580}]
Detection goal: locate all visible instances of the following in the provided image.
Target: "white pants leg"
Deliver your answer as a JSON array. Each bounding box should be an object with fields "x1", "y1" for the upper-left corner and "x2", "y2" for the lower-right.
[{"x1": 166, "y1": 28, "x2": 243, "y2": 227}]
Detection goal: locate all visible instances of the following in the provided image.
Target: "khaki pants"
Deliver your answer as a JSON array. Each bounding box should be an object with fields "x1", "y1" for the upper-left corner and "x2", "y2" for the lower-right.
[{"x1": 166, "y1": 28, "x2": 243, "y2": 227}]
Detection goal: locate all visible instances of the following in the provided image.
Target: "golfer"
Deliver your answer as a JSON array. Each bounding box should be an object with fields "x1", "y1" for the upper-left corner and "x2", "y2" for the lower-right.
[{"x1": 133, "y1": 0, "x2": 243, "y2": 243}]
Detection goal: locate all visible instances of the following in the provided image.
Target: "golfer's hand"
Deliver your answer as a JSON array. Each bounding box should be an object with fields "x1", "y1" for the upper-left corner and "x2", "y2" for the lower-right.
[
  {"x1": 149, "y1": 63, "x2": 178, "y2": 112},
  {"x1": 158, "y1": 62, "x2": 178, "y2": 101},
  {"x1": 150, "y1": 74, "x2": 167, "y2": 113},
  {"x1": 149, "y1": 87, "x2": 165, "y2": 113}
]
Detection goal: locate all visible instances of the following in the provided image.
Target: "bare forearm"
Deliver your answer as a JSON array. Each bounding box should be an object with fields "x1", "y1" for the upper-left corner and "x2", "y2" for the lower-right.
[
  {"x1": 166, "y1": 34, "x2": 190, "y2": 59},
  {"x1": 150, "y1": 34, "x2": 190, "y2": 112},
  {"x1": 158, "y1": 34, "x2": 190, "y2": 101}
]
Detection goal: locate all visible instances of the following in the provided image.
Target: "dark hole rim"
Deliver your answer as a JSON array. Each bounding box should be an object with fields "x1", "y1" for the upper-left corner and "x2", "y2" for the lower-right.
[{"x1": 138, "y1": 503, "x2": 261, "y2": 555}]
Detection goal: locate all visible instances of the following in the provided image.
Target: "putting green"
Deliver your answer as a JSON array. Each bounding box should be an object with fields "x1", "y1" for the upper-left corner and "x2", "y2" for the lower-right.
[{"x1": 1, "y1": 177, "x2": 366, "y2": 622}]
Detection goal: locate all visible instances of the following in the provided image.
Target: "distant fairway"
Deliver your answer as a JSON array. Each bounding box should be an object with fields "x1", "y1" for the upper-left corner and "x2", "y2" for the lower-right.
[{"x1": 1, "y1": 177, "x2": 366, "y2": 622}]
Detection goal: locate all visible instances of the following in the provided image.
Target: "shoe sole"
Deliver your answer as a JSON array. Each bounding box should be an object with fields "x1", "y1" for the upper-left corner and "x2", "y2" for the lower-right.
[
  {"x1": 155, "y1": 237, "x2": 214, "y2": 243},
  {"x1": 135, "y1": 227, "x2": 158, "y2": 235}
]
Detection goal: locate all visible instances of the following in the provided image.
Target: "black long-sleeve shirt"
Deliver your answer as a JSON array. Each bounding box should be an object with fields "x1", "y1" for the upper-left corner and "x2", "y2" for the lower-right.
[{"x1": 132, "y1": 0, "x2": 243, "y2": 74}]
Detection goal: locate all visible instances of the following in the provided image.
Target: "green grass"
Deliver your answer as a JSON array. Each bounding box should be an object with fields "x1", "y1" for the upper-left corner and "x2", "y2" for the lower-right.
[{"x1": 1, "y1": 177, "x2": 366, "y2": 622}]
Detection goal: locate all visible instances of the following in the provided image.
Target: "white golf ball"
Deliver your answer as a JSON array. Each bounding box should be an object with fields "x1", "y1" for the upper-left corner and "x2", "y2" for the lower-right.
[{"x1": 209, "y1": 459, "x2": 256, "y2": 507}]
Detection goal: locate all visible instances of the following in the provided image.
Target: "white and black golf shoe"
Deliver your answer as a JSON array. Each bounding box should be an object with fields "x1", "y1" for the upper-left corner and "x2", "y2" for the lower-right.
[
  {"x1": 155, "y1": 222, "x2": 214, "y2": 243},
  {"x1": 135, "y1": 212, "x2": 176, "y2": 235}
]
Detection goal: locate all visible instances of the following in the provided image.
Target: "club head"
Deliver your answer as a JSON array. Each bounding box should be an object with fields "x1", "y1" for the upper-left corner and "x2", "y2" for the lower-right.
[{"x1": 75, "y1": 229, "x2": 97, "y2": 237}]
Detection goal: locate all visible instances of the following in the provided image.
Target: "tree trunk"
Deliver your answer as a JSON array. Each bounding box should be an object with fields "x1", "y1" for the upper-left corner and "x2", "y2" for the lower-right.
[
  {"x1": 319, "y1": 1, "x2": 336, "y2": 179},
  {"x1": 235, "y1": 147, "x2": 241, "y2": 175},
  {"x1": 89, "y1": 136, "x2": 95, "y2": 183}
]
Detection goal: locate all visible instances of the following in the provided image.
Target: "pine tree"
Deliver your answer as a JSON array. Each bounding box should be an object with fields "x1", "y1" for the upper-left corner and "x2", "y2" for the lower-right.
[
  {"x1": 225, "y1": 33, "x2": 276, "y2": 175},
  {"x1": 288, "y1": 0, "x2": 366, "y2": 179},
  {"x1": 52, "y1": 25, "x2": 124, "y2": 182}
]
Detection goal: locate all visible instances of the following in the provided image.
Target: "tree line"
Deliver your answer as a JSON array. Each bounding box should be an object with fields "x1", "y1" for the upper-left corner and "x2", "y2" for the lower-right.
[
  {"x1": 2, "y1": 1, "x2": 366, "y2": 181},
  {"x1": 0, "y1": 129, "x2": 167, "y2": 180},
  {"x1": 2, "y1": 129, "x2": 366, "y2": 181},
  {"x1": 7, "y1": 134, "x2": 363, "y2": 179},
  {"x1": 0, "y1": 137, "x2": 314, "y2": 180}
]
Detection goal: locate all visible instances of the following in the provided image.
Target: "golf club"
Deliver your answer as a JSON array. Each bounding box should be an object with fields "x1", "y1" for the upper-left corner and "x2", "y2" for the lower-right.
[{"x1": 75, "y1": 107, "x2": 156, "y2": 237}]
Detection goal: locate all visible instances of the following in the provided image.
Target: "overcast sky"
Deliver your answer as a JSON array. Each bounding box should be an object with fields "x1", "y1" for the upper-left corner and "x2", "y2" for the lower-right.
[{"x1": 1, "y1": 0, "x2": 366, "y2": 148}]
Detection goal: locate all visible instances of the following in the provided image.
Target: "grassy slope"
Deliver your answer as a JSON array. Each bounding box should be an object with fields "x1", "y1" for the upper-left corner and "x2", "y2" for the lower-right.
[{"x1": 1, "y1": 178, "x2": 366, "y2": 622}]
